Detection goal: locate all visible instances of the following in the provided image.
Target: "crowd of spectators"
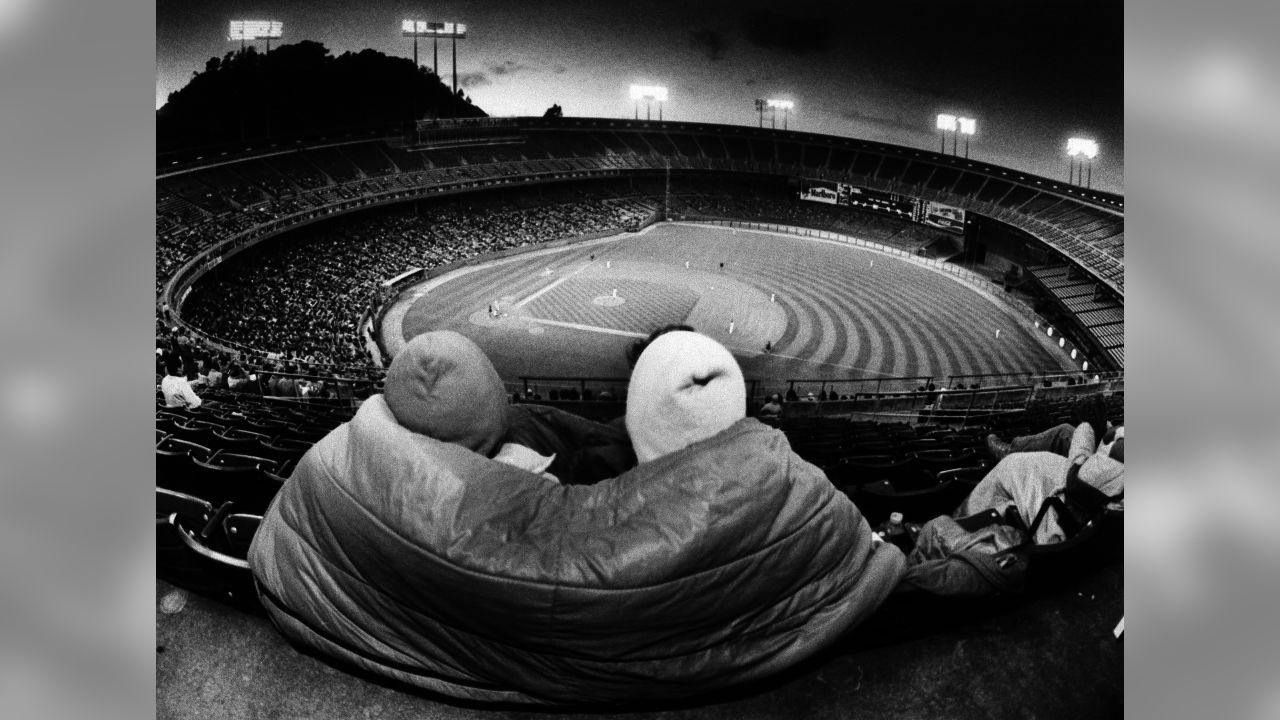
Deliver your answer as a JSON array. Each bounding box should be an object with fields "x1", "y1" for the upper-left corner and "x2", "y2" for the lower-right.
[{"x1": 179, "y1": 192, "x2": 653, "y2": 368}]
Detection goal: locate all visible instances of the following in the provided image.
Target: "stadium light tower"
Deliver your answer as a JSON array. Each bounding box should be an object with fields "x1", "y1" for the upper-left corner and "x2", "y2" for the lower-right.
[
  {"x1": 957, "y1": 116, "x2": 976, "y2": 158},
  {"x1": 229, "y1": 20, "x2": 283, "y2": 53},
  {"x1": 407, "y1": 22, "x2": 467, "y2": 99},
  {"x1": 936, "y1": 113, "x2": 957, "y2": 154},
  {"x1": 754, "y1": 98, "x2": 766, "y2": 127},
  {"x1": 1067, "y1": 137, "x2": 1099, "y2": 187},
  {"x1": 767, "y1": 99, "x2": 795, "y2": 130},
  {"x1": 630, "y1": 84, "x2": 668, "y2": 121},
  {"x1": 401, "y1": 20, "x2": 427, "y2": 69}
]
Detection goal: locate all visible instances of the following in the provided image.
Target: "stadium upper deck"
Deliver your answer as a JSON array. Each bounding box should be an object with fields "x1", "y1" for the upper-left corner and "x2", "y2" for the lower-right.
[{"x1": 157, "y1": 117, "x2": 1122, "y2": 291}]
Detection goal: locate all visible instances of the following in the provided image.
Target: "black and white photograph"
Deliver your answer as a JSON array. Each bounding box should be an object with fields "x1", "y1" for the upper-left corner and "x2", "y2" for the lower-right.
[{"x1": 4, "y1": 0, "x2": 1276, "y2": 718}]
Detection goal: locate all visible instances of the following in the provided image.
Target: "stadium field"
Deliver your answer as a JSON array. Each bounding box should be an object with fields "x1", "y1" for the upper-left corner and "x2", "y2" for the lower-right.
[{"x1": 384, "y1": 222, "x2": 1075, "y2": 390}]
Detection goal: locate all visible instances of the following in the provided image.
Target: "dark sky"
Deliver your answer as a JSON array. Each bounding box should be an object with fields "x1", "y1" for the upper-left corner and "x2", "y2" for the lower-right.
[{"x1": 157, "y1": 0, "x2": 1123, "y2": 192}]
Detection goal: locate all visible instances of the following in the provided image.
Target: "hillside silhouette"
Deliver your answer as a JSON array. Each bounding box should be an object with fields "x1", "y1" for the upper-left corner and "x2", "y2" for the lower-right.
[{"x1": 157, "y1": 41, "x2": 487, "y2": 150}]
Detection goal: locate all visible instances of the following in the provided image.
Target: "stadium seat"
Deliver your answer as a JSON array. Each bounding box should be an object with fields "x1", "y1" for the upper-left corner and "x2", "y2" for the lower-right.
[
  {"x1": 837, "y1": 456, "x2": 924, "y2": 488},
  {"x1": 911, "y1": 449, "x2": 983, "y2": 475},
  {"x1": 221, "y1": 513, "x2": 263, "y2": 559},
  {"x1": 212, "y1": 428, "x2": 273, "y2": 453},
  {"x1": 188, "y1": 453, "x2": 281, "y2": 515},
  {"x1": 169, "y1": 419, "x2": 224, "y2": 448},
  {"x1": 253, "y1": 437, "x2": 312, "y2": 465},
  {"x1": 156, "y1": 487, "x2": 215, "y2": 527},
  {"x1": 159, "y1": 513, "x2": 262, "y2": 613},
  {"x1": 156, "y1": 438, "x2": 213, "y2": 495},
  {"x1": 934, "y1": 466, "x2": 989, "y2": 496},
  {"x1": 264, "y1": 459, "x2": 294, "y2": 486},
  {"x1": 1025, "y1": 508, "x2": 1124, "y2": 589},
  {"x1": 855, "y1": 477, "x2": 971, "y2": 527}
]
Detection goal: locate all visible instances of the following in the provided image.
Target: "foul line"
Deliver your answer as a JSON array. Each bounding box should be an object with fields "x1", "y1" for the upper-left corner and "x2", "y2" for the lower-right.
[
  {"x1": 523, "y1": 317, "x2": 648, "y2": 339},
  {"x1": 512, "y1": 261, "x2": 594, "y2": 310}
]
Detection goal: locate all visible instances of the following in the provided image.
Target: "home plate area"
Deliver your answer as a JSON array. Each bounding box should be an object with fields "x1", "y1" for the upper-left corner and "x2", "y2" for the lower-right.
[{"x1": 523, "y1": 277, "x2": 699, "y2": 335}]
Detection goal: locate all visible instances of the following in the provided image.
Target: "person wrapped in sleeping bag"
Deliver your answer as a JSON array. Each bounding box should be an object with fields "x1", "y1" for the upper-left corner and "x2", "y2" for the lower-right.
[{"x1": 249, "y1": 329, "x2": 905, "y2": 704}]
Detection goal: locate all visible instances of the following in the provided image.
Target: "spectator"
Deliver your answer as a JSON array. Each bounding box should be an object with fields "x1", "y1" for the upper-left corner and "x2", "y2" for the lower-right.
[
  {"x1": 758, "y1": 394, "x2": 783, "y2": 418},
  {"x1": 204, "y1": 357, "x2": 224, "y2": 390},
  {"x1": 160, "y1": 356, "x2": 203, "y2": 409},
  {"x1": 958, "y1": 421, "x2": 1123, "y2": 546}
]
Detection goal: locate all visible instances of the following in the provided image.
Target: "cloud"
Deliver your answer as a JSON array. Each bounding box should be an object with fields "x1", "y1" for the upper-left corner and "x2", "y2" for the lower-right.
[
  {"x1": 690, "y1": 28, "x2": 725, "y2": 61},
  {"x1": 458, "y1": 71, "x2": 489, "y2": 89},
  {"x1": 490, "y1": 59, "x2": 529, "y2": 76},
  {"x1": 743, "y1": 11, "x2": 831, "y2": 56},
  {"x1": 459, "y1": 60, "x2": 534, "y2": 89}
]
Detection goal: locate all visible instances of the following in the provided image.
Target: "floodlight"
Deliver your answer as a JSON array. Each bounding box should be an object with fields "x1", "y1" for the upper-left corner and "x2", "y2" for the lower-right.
[
  {"x1": 1067, "y1": 137, "x2": 1097, "y2": 158},
  {"x1": 936, "y1": 113, "x2": 957, "y2": 131},
  {"x1": 766, "y1": 99, "x2": 794, "y2": 110},
  {"x1": 404, "y1": 21, "x2": 467, "y2": 38},
  {"x1": 630, "y1": 84, "x2": 668, "y2": 101},
  {"x1": 229, "y1": 20, "x2": 283, "y2": 41},
  {"x1": 957, "y1": 117, "x2": 976, "y2": 135}
]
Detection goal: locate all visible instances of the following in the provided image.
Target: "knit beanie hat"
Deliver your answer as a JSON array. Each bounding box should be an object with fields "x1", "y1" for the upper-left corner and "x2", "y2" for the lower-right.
[
  {"x1": 625, "y1": 331, "x2": 746, "y2": 463},
  {"x1": 384, "y1": 331, "x2": 508, "y2": 457}
]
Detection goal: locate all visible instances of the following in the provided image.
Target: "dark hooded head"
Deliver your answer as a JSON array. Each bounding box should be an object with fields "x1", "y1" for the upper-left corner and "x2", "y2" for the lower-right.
[{"x1": 383, "y1": 331, "x2": 509, "y2": 457}]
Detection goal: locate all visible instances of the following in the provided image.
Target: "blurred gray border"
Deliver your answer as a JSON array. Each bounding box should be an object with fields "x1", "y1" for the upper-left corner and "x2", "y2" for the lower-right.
[{"x1": 0, "y1": 0, "x2": 157, "y2": 718}]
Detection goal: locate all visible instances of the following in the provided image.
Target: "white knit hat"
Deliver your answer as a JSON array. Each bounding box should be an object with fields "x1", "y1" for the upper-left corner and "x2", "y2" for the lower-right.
[{"x1": 625, "y1": 331, "x2": 746, "y2": 463}]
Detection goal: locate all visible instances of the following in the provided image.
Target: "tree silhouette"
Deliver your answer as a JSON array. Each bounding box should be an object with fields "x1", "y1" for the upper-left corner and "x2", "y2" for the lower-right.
[
  {"x1": 543, "y1": 103, "x2": 563, "y2": 118},
  {"x1": 158, "y1": 41, "x2": 487, "y2": 150}
]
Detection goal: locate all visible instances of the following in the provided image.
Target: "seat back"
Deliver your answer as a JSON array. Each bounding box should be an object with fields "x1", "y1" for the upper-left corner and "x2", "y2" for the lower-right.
[
  {"x1": 156, "y1": 487, "x2": 214, "y2": 526},
  {"x1": 189, "y1": 454, "x2": 281, "y2": 515},
  {"x1": 253, "y1": 437, "x2": 312, "y2": 466},
  {"x1": 159, "y1": 514, "x2": 262, "y2": 613},
  {"x1": 212, "y1": 428, "x2": 273, "y2": 454},
  {"x1": 156, "y1": 439, "x2": 213, "y2": 495},
  {"x1": 221, "y1": 513, "x2": 263, "y2": 559}
]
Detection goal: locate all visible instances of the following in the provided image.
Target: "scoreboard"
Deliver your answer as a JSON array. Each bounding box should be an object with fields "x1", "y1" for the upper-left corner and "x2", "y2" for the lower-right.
[{"x1": 799, "y1": 179, "x2": 965, "y2": 234}]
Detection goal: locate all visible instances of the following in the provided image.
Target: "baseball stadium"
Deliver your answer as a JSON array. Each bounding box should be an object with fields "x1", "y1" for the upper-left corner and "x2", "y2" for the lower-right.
[{"x1": 156, "y1": 8, "x2": 1123, "y2": 718}]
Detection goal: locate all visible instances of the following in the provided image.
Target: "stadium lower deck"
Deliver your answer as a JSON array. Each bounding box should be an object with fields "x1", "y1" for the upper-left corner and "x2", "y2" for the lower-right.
[{"x1": 384, "y1": 222, "x2": 1075, "y2": 389}]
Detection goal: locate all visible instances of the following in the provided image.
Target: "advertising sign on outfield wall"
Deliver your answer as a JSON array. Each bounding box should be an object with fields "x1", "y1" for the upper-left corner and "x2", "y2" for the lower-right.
[
  {"x1": 919, "y1": 201, "x2": 966, "y2": 234},
  {"x1": 799, "y1": 183, "x2": 839, "y2": 204}
]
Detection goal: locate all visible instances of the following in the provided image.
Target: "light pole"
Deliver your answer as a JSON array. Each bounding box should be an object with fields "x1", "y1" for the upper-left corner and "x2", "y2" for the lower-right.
[
  {"x1": 957, "y1": 116, "x2": 976, "y2": 158},
  {"x1": 936, "y1": 113, "x2": 956, "y2": 154},
  {"x1": 228, "y1": 21, "x2": 283, "y2": 140},
  {"x1": 629, "y1": 84, "x2": 668, "y2": 121},
  {"x1": 767, "y1": 99, "x2": 794, "y2": 130},
  {"x1": 1067, "y1": 138, "x2": 1099, "y2": 187},
  {"x1": 754, "y1": 98, "x2": 766, "y2": 127},
  {"x1": 411, "y1": 22, "x2": 467, "y2": 104}
]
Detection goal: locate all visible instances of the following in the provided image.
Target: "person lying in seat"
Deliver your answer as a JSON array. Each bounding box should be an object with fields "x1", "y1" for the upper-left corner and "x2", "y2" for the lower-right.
[{"x1": 958, "y1": 421, "x2": 1124, "y2": 546}]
